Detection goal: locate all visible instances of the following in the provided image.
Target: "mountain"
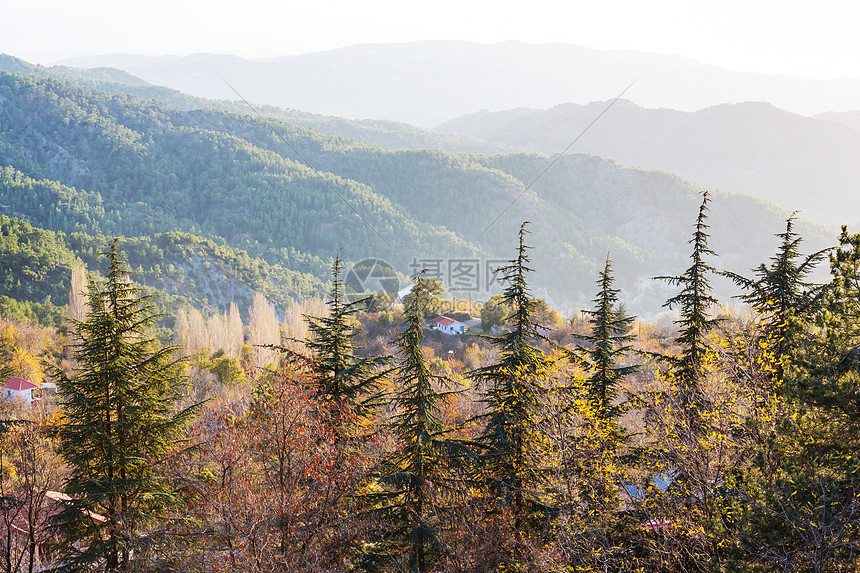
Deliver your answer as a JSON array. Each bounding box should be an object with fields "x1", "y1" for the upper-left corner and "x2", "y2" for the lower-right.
[
  {"x1": 0, "y1": 54, "x2": 507, "y2": 156},
  {"x1": 438, "y1": 100, "x2": 860, "y2": 226},
  {"x1": 56, "y1": 41, "x2": 860, "y2": 127},
  {"x1": 0, "y1": 69, "x2": 836, "y2": 316},
  {"x1": 817, "y1": 110, "x2": 860, "y2": 134},
  {"x1": 13, "y1": 52, "x2": 854, "y2": 227},
  {"x1": 0, "y1": 213, "x2": 327, "y2": 328}
]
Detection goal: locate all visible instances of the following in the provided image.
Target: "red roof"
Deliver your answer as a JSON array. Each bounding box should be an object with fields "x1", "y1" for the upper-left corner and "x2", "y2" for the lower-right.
[
  {"x1": 0, "y1": 490, "x2": 106, "y2": 540},
  {"x1": 432, "y1": 316, "x2": 457, "y2": 327},
  {"x1": 4, "y1": 377, "x2": 37, "y2": 391}
]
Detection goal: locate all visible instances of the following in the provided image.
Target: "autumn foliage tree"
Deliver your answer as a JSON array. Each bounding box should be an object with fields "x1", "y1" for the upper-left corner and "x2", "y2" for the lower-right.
[
  {"x1": 249, "y1": 370, "x2": 376, "y2": 571},
  {"x1": 162, "y1": 366, "x2": 379, "y2": 572}
]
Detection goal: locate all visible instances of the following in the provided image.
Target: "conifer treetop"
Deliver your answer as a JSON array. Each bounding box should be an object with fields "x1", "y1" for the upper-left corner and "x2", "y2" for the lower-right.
[
  {"x1": 655, "y1": 191, "x2": 722, "y2": 390},
  {"x1": 577, "y1": 254, "x2": 638, "y2": 421},
  {"x1": 301, "y1": 252, "x2": 390, "y2": 431}
]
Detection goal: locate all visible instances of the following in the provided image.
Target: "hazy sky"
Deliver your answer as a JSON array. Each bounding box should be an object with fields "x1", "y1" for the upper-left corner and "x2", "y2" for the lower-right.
[{"x1": 6, "y1": 0, "x2": 860, "y2": 79}]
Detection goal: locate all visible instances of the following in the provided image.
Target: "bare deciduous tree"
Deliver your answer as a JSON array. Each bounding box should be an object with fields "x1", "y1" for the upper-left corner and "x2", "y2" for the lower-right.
[{"x1": 247, "y1": 293, "x2": 279, "y2": 370}]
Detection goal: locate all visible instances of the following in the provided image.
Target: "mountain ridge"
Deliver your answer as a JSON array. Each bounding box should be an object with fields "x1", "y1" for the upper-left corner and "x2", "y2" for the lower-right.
[
  {"x1": 438, "y1": 99, "x2": 860, "y2": 226},
  {"x1": 0, "y1": 67, "x2": 838, "y2": 316},
  {"x1": 53, "y1": 40, "x2": 860, "y2": 127}
]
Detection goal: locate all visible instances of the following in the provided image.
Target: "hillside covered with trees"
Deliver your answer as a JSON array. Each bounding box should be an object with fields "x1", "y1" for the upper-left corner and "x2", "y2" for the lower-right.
[
  {"x1": 0, "y1": 65, "x2": 835, "y2": 318},
  {"x1": 438, "y1": 100, "x2": 860, "y2": 226}
]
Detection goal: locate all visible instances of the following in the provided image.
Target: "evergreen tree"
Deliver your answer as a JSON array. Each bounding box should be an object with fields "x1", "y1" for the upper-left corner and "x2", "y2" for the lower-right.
[
  {"x1": 656, "y1": 191, "x2": 721, "y2": 395},
  {"x1": 791, "y1": 226, "x2": 860, "y2": 434},
  {"x1": 653, "y1": 192, "x2": 728, "y2": 568},
  {"x1": 577, "y1": 255, "x2": 638, "y2": 421},
  {"x1": 722, "y1": 227, "x2": 859, "y2": 572},
  {"x1": 50, "y1": 240, "x2": 196, "y2": 572},
  {"x1": 302, "y1": 254, "x2": 389, "y2": 433},
  {"x1": 359, "y1": 272, "x2": 461, "y2": 573},
  {"x1": 402, "y1": 278, "x2": 445, "y2": 319},
  {"x1": 725, "y1": 214, "x2": 828, "y2": 383},
  {"x1": 469, "y1": 222, "x2": 551, "y2": 520}
]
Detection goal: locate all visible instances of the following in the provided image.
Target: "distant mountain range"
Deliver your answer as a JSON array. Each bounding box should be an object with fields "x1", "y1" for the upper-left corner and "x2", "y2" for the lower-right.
[
  {"x1": 0, "y1": 54, "x2": 511, "y2": 156},
  {"x1": 54, "y1": 41, "x2": 860, "y2": 127},
  {"x1": 817, "y1": 110, "x2": 860, "y2": 133},
  {"x1": 38, "y1": 43, "x2": 860, "y2": 229},
  {"x1": 438, "y1": 100, "x2": 860, "y2": 226},
  {"x1": 0, "y1": 58, "x2": 839, "y2": 317},
  {"x1": 13, "y1": 50, "x2": 860, "y2": 227}
]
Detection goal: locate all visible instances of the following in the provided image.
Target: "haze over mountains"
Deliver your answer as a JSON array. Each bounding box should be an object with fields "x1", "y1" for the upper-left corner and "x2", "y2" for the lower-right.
[
  {"x1": 56, "y1": 41, "x2": 860, "y2": 127},
  {"x1": 45, "y1": 41, "x2": 860, "y2": 229},
  {"x1": 0, "y1": 61, "x2": 836, "y2": 317},
  {"x1": 439, "y1": 100, "x2": 860, "y2": 226}
]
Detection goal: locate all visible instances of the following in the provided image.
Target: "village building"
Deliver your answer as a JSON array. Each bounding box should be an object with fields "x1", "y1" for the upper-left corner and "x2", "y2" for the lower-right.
[
  {"x1": 0, "y1": 490, "x2": 106, "y2": 571},
  {"x1": 396, "y1": 284, "x2": 413, "y2": 305},
  {"x1": 431, "y1": 316, "x2": 466, "y2": 335},
  {"x1": 2, "y1": 377, "x2": 39, "y2": 405}
]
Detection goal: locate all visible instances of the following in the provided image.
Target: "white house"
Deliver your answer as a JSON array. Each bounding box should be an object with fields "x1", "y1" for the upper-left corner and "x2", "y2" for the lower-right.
[
  {"x1": 431, "y1": 316, "x2": 465, "y2": 335},
  {"x1": 396, "y1": 284, "x2": 413, "y2": 305},
  {"x1": 2, "y1": 377, "x2": 39, "y2": 405}
]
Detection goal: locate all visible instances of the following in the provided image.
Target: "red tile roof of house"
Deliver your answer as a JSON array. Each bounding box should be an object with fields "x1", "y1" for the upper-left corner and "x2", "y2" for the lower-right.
[
  {"x1": 4, "y1": 377, "x2": 36, "y2": 391},
  {"x1": 432, "y1": 316, "x2": 457, "y2": 327},
  {"x1": 0, "y1": 490, "x2": 106, "y2": 540}
]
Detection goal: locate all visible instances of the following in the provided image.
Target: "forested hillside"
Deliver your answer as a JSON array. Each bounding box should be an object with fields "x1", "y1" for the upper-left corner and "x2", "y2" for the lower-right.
[
  {"x1": 0, "y1": 214, "x2": 326, "y2": 326},
  {"x1": 0, "y1": 68, "x2": 836, "y2": 315},
  {"x1": 439, "y1": 100, "x2": 860, "y2": 225},
  {"x1": 0, "y1": 54, "x2": 508, "y2": 155}
]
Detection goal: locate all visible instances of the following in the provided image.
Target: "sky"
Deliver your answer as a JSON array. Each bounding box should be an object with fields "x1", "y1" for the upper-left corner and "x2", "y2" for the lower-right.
[{"x1": 5, "y1": 0, "x2": 860, "y2": 79}]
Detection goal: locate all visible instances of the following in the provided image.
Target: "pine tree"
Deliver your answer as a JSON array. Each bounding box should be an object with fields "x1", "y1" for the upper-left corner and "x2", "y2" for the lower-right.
[
  {"x1": 653, "y1": 192, "x2": 727, "y2": 566},
  {"x1": 50, "y1": 240, "x2": 196, "y2": 572},
  {"x1": 577, "y1": 255, "x2": 638, "y2": 422},
  {"x1": 656, "y1": 191, "x2": 722, "y2": 394},
  {"x1": 302, "y1": 254, "x2": 389, "y2": 433},
  {"x1": 722, "y1": 226, "x2": 860, "y2": 572},
  {"x1": 469, "y1": 222, "x2": 551, "y2": 520},
  {"x1": 791, "y1": 226, "x2": 860, "y2": 431},
  {"x1": 359, "y1": 272, "x2": 461, "y2": 573},
  {"x1": 401, "y1": 278, "x2": 445, "y2": 319},
  {"x1": 725, "y1": 214, "x2": 828, "y2": 383}
]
